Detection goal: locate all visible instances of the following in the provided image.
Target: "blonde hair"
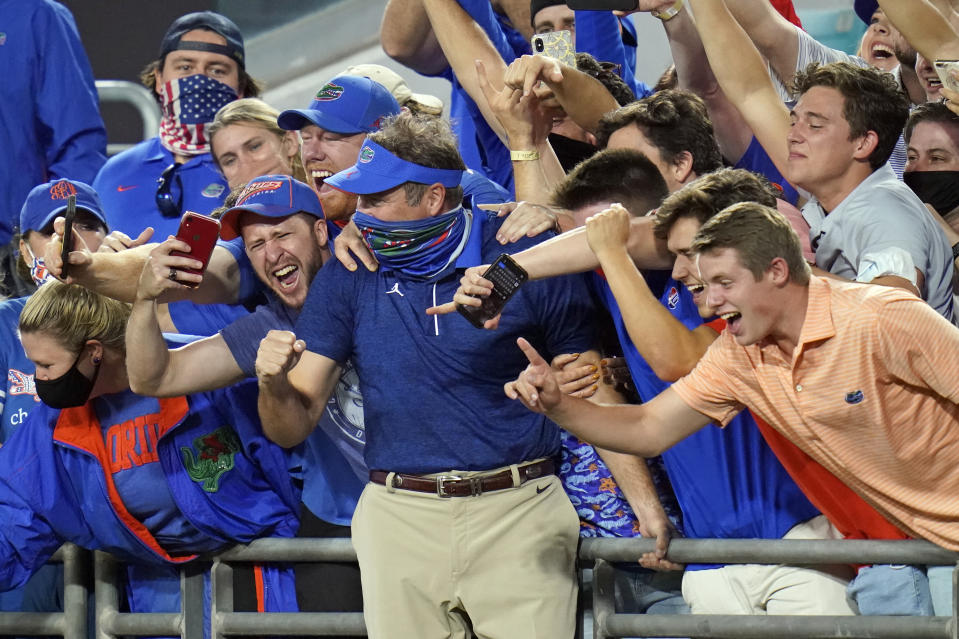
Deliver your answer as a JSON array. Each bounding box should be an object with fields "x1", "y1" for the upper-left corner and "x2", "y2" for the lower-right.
[
  {"x1": 19, "y1": 282, "x2": 131, "y2": 354},
  {"x1": 208, "y1": 98, "x2": 307, "y2": 184}
]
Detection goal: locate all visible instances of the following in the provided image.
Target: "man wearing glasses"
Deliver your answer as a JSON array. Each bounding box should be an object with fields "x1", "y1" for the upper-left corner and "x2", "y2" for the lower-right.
[{"x1": 94, "y1": 11, "x2": 257, "y2": 242}]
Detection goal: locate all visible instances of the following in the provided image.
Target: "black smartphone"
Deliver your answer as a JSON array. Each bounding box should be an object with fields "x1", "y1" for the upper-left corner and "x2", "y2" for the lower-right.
[
  {"x1": 60, "y1": 195, "x2": 76, "y2": 279},
  {"x1": 457, "y1": 254, "x2": 529, "y2": 328},
  {"x1": 566, "y1": 0, "x2": 638, "y2": 10}
]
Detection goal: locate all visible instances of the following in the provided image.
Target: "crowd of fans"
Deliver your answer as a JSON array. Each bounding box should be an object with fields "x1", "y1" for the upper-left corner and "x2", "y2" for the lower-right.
[{"x1": 1, "y1": 0, "x2": 958, "y2": 637}]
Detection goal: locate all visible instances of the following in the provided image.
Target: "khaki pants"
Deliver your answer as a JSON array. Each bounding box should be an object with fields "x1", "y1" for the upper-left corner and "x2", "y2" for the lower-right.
[
  {"x1": 352, "y1": 470, "x2": 579, "y2": 639},
  {"x1": 682, "y1": 515, "x2": 858, "y2": 615}
]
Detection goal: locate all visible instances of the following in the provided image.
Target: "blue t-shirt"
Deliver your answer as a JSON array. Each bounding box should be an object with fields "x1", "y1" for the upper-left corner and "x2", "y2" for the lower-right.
[
  {"x1": 295, "y1": 210, "x2": 597, "y2": 473},
  {"x1": 574, "y1": 10, "x2": 653, "y2": 100},
  {"x1": 219, "y1": 295, "x2": 366, "y2": 526},
  {"x1": 0, "y1": 0, "x2": 106, "y2": 244},
  {"x1": 734, "y1": 136, "x2": 800, "y2": 206},
  {"x1": 594, "y1": 272, "x2": 819, "y2": 569},
  {"x1": 0, "y1": 297, "x2": 38, "y2": 444}
]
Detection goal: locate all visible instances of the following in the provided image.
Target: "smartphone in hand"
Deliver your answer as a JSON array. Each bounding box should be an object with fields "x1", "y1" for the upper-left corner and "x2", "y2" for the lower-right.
[
  {"x1": 170, "y1": 212, "x2": 221, "y2": 282},
  {"x1": 59, "y1": 195, "x2": 76, "y2": 279},
  {"x1": 457, "y1": 254, "x2": 529, "y2": 328},
  {"x1": 934, "y1": 60, "x2": 959, "y2": 93},
  {"x1": 531, "y1": 30, "x2": 576, "y2": 68}
]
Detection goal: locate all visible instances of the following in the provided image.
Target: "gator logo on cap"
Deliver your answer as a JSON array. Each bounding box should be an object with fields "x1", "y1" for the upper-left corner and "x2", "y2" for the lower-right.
[
  {"x1": 315, "y1": 82, "x2": 345, "y2": 101},
  {"x1": 237, "y1": 180, "x2": 284, "y2": 204},
  {"x1": 359, "y1": 146, "x2": 375, "y2": 163},
  {"x1": 49, "y1": 180, "x2": 76, "y2": 200},
  {"x1": 180, "y1": 426, "x2": 241, "y2": 492}
]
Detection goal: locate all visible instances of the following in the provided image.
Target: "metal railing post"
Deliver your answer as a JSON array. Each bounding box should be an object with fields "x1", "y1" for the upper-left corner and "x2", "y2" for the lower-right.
[
  {"x1": 210, "y1": 557, "x2": 234, "y2": 639},
  {"x1": 952, "y1": 560, "x2": 958, "y2": 639},
  {"x1": 94, "y1": 80, "x2": 160, "y2": 154},
  {"x1": 94, "y1": 552, "x2": 119, "y2": 639},
  {"x1": 180, "y1": 563, "x2": 206, "y2": 639},
  {"x1": 61, "y1": 544, "x2": 89, "y2": 639},
  {"x1": 593, "y1": 559, "x2": 615, "y2": 639}
]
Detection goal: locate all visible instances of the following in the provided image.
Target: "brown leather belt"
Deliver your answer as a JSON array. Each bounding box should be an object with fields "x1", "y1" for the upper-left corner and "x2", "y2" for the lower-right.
[{"x1": 369, "y1": 459, "x2": 555, "y2": 498}]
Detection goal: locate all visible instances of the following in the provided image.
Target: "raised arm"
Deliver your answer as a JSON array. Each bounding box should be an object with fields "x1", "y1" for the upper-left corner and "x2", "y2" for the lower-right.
[
  {"x1": 686, "y1": 0, "x2": 791, "y2": 176},
  {"x1": 649, "y1": 3, "x2": 754, "y2": 163},
  {"x1": 585, "y1": 206, "x2": 719, "y2": 381},
  {"x1": 877, "y1": 0, "x2": 959, "y2": 62},
  {"x1": 255, "y1": 331, "x2": 342, "y2": 448},
  {"x1": 44, "y1": 217, "x2": 241, "y2": 305},
  {"x1": 723, "y1": 0, "x2": 800, "y2": 84},
  {"x1": 421, "y1": 0, "x2": 513, "y2": 142},
  {"x1": 506, "y1": 338, "x2": 711, "y2": 457},
  {"x1": 503, "y1": 54, "x2": 619, "y2": 134},
  {"x1": 516, "y1": 215, "x2": 672, "y2": 279},
  {"x1": 380, "y1": 0, "x2": 449, "y2": 76},
  {"x1": 126, "y1": 242, "x2": 246, "y2": 397}
]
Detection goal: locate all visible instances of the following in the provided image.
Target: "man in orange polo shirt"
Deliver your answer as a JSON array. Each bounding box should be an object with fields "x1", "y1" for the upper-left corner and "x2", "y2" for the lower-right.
[{"x1": 507, "y1": 201, "x2": 959, "y2": 608}]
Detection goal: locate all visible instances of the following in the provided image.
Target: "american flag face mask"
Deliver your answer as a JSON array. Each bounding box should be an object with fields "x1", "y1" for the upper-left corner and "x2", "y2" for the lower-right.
[{"x1": 158, "y1": 74, "x2": 237, "y2": 156}]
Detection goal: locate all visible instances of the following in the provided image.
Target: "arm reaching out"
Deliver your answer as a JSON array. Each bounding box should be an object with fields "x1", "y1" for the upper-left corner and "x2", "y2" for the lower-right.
[
  {"x1": 686, "y1": 0, "x2": 792, "y2": 177},
  {"x1": 505, "y1": 338, "x2": 712, "y2": 456}
]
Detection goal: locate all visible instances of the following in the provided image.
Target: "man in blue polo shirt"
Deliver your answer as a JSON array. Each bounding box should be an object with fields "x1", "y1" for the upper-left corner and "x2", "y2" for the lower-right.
[
  {"x1": 93, "y1": 11, "x2": 257, "y2": 241},
  {"x1": 255, "y1": 112, "x2": 597, "y2": 639},
  {"x1": 92, "y1": 11, "x2": 260, "y2": 335}
]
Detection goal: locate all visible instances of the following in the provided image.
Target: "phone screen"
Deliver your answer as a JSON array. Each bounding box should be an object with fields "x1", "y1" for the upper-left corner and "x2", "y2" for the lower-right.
[{"x1": 456, "y1": 254, "x2": 529, "y2": 328}]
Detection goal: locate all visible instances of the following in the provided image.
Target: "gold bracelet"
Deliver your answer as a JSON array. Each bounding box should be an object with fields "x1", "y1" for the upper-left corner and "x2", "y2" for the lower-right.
[
  {"x1": 652, "y1": 0, "x2": 684, "y2": 21},
  {"x1": 510, "y1": 149, "x2": 540, "y2": 161}
]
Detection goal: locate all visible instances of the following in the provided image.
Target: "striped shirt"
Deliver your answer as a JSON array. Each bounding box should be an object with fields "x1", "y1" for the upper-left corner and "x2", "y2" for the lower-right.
[{"x1": 672, "y1": 277, "x2": 959, "y2": 550}]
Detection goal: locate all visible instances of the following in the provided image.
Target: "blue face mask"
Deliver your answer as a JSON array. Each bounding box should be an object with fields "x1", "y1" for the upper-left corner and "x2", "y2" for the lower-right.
[{"x1": 353, "y1": 207, "x2": 472, "y2": 280}]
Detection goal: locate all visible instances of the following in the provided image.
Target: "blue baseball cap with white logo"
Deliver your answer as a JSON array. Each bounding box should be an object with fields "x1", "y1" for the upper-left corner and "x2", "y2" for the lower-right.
[
  {"x1": 277, "y1": 75, "x2": 401, "y2": 135},
  {"x1": 219, "y1": 175, "x2": 324, "y2": 240},
  {"x1": 19, "y1": 179, "x2": 107, "y2": 234},
  {"x1": 325, "y1": 140, "x2": 464, "y2": 195}
]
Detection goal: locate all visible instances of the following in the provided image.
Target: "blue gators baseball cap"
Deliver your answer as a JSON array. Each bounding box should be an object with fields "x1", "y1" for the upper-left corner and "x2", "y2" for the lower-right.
[
  {"x1": 277, "y1": 75, "x2": 401, "y2": 134},
  {"x1": 854, "y1": 0, "x2": 878, "y2": 24},
  {"x1": 19, "y1": 179, "x2": 107, "y2": 234},
  {"x1": 219, "y1": 175, "x2": 324, "y2": 240},
  {"x1": 325, "y1": 139, "x2": 464, "y2": 195},
  {"x1": 160, "y1": 11, "x2": 245, "y2": 69}
]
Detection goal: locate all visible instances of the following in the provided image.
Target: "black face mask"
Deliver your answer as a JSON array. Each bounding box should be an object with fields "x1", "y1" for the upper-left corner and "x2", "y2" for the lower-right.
[
  {"x1": 35, "y1": 349, "x2": 101, "y2": 409},
  {"x1": 903, "y1": 170, "x2": 959, "y2": 215},
  {"x1": 548, "y1": 133, "x2": 599, "y2": 173}
]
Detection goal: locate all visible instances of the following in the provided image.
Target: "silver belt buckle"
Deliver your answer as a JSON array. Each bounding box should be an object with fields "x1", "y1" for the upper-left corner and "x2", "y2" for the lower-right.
[{"x1": 435, "y1": 474, "x2": 462, "y2": 498}]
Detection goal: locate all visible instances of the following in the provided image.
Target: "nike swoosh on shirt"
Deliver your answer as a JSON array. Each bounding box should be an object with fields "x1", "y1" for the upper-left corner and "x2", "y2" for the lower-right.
[{"x1": 116, "y1": 185, "x2": 138, "y2": 192}]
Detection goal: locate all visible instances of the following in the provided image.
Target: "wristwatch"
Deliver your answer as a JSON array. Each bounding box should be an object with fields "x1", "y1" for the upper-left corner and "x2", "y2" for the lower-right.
[{"x1": 952, "y1": 240, "x2": 959, "y2": 261}]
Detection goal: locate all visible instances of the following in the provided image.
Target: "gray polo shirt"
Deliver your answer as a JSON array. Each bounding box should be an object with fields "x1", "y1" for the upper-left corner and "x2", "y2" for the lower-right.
[{"x1": 802, "y1": 163, "x2": 955, "y2": 324}]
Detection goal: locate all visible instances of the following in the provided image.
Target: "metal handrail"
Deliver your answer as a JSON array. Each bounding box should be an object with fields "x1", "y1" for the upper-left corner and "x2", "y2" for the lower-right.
[
  {"x1": 3, "y1": 537, "x2": 958, "y2": 638},
  {"x1": 94, "y1": 80, "x2": 160, "y2": 155}
]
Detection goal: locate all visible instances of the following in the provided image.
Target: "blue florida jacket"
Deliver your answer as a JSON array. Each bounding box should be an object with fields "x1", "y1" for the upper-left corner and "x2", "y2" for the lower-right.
[{"x1": 0, "y1": 378, "x2": 300, "y2": 612}]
